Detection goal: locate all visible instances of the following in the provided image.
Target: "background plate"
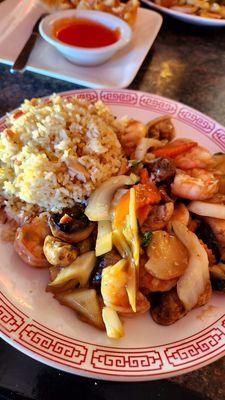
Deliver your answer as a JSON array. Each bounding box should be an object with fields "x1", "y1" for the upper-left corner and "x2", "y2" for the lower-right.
[
  {"x1": 142, "y1": 0, "x2": 225, "y2": 26},
  {"x1": 1, "y1": 89, "x2": 225, "y2": 381}
]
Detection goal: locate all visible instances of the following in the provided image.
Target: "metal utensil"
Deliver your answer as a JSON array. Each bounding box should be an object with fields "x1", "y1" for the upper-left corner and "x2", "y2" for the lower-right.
[{"x1": 10, "y1": 14, "x2": 48, "y2": 73}]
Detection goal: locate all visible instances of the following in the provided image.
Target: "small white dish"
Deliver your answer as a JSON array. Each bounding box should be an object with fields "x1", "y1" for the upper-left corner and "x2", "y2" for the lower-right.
[
  {"x1": 39, "y1": 10, "x2": 132, "y2": 66},
  {"x1": 0, "y1": 0, "x2": 162, "y2": 88},
  {"x1": 142, "y1": 0, "x2": 225, "y2": 26}
]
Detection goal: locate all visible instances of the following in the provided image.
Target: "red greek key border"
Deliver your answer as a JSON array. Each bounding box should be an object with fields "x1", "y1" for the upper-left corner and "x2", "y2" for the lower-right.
[
  {"x1": 16, "y1": 321, "x2": 88, "y2": 367},
  {"x1": 1, "y1": 89, "x2": 225, "y2": 378},
  {"x1": 0, "y1": 292, "x2": 27, "y2": 336}
]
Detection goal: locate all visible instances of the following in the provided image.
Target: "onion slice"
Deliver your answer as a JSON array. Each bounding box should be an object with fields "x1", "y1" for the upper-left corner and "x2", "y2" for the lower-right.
[
  {"x1": 134, "y1": 138, "x2": 164, "y2": 161},
  {"x1": 188, "y1": 201, "x2": 225, "y2": 219},
  {"x1": 85, "y1": 175, "x2": 132, "y2": 221},
  {"x1": 172, "y1": 221, "x2": 209, "y2": 311}
]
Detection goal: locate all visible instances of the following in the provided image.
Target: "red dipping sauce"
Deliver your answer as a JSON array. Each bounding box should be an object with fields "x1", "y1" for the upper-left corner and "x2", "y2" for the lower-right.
[{"x1": 54, "y1": 18, "x2": 120, "y2": 48}]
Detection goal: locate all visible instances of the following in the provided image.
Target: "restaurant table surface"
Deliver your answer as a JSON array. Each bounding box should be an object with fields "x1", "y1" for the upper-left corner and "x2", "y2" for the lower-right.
[{"x1": 1, "y1": 7, "x2": 225, "y2": 400}]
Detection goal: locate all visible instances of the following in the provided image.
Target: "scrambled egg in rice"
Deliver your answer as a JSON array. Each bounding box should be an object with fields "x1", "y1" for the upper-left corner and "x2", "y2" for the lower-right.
[{"x1": 0, "y1": 94, "x2": 125, "y2": 222}]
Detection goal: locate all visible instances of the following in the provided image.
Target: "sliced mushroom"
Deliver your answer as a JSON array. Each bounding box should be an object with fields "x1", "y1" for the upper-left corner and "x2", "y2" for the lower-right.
[
  {"x1": 158, "y1": 185, "x2": 174, "y2": 203},
  {"x1": 76, "y1": 236, "x2": 94, "y2": 254},
  {"x1": 146, "y1": 115, "x2": 175, "y2": 141},
  {"x1": 150, "y1": 289, "x2": 186, "y2": 326},
  {"x1": 203, "y1": 217, "x2": 225, "y2": 261},
  {"x1": 210, "y1": 263, "x2": 225, "y2": 292},
  {"x1": 141, "y1": 202, "x2": 174, "y2": 232},
  {"x1": 49, "y1": 203, "x2": 95, "y2": 244},
  {"x1": 196, "y1": 220, "x2": 220, "y2": 262},
  {"x1": 91, "y1": 248, "x2": 121, "y2": 289},
  {"x1": 43, "y1": 235, "x2": 78, "y2": 267},
  {"x1": 210, "y1": 263, "x2": 225, "y2": 280},
  {"x1": 146, "y1": 157, "x2": 176, "y2": 184}
]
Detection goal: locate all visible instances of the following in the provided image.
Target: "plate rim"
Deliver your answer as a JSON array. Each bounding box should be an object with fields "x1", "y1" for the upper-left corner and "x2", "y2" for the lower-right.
[{"x1": 1, "y1": 88, "x2": 225, "y2": 381}]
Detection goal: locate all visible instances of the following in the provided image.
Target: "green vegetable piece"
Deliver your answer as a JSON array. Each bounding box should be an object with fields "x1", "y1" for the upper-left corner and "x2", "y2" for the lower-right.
[
  {"x1": 141, "y1": 231, "x2": 153, "y2": 248},
  {"x1": 128, "y1": 159, "x2": 141, "y2": 167}
]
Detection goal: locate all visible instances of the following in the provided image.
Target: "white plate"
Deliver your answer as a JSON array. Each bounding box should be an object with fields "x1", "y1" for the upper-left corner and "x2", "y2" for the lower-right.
[
  {"x1": 1, "y1": 89, "x2": 225, "y2": 381},
  {"x1": 142, "y1": 0, "x2": 225, "y2": 26},
  {"x1": 0, "y1": 0, "x2": 162, "y2": 88}
]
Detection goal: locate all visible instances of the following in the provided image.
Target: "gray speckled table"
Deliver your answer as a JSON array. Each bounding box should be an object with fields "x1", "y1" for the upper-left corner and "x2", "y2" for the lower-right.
[{"x1": 0, "y1": 8, "x2": 225, "y2": 400}]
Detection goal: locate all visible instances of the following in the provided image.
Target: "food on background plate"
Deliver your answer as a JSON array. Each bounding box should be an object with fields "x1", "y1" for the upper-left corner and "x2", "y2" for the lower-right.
[
  {"x1": 153, "y1": 0, "x2": 225, "y2": 19},
  {"x1": 42, "y1": 0, "x2": 139, "y2": 27},
  {"x1": 1, "y1": 94, "x2": 225, "y2": 339}
]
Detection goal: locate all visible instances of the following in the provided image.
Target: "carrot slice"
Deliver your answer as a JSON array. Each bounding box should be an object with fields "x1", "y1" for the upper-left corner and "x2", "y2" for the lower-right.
[
  {"x1": 152, "y1": 139, "x2": 197, "y2": 158},
  {"x1": 113, "y1": 190, "x2": 130, "y2": 229},
  {"x1": 113, "y1": 183, "x2": 160, "y2": 229},
  {"x1": 140, "y1": 168, "x2": 149, "y2": 184},
  {"x1": 137, "y1": 204, "x2": 152, "y2": 226},
  {"x1": 135, "y1": 183, "x2": 161, "y2": 209}
]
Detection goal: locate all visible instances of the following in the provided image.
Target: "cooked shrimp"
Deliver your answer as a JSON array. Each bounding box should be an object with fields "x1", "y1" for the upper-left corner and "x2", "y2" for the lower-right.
[
  {"x1": 174, "y1": 146, "x2": 213, "y2": 170},
  {"x1": 101, "y1": 259, "x2": 150, "y2": 315},
  {"x1": 120, "y1": 120, "x2": 147, "y2": 156},
  {"x1": 14, "y1": 216, "x2": 51, "y2": 268},
  {"x1": 171, "y1": 169, "x2": 219, "y2": 200}
]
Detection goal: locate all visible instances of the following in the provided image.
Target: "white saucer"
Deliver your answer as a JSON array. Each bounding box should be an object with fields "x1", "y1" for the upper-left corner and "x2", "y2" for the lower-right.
[{"x1": 0, "y1": 0, "x2": 162, "y2": 88}]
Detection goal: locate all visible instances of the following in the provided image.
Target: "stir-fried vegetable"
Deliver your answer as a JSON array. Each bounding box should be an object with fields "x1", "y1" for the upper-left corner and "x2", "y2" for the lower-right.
[
  {"x1": 135, "y1": 183, "x2": 161, "y2": 209},
  {"x1": 85, "y1": 175, "x2": 132, "y2": 221},
  {"x1": 102, "y1": 307, "x2": 124, "y2": 339},
  {"x1": 55, "y1": 288, "x2": 104, "y2": 330},
  {"x1": 134, "y1": 138, "x2": 165, "y2": 161},
  {"x1": 113, "y1": 182, "x2": 160, "y2": 229},
  {"x1": 145, "y1": 231, "x2": 189, "y2": 280},
  {"x1": 126, "y1": 187, "x2": 139, "y2": 267},
  {"x1": 113, "y1": 190, "x2": 130, "y2": 230},
  {"x1": 141, "y1": 231, "x2": 153, "y2": 248},
  {"x1": 172, "y1": 221, "x2": 210, "y2": 311},
  {"x1": 49, "y1": 251, "x2": 96, "y2": 288},
  {"x1": 188, "y1": 201, "x2": 225, "y2": 219},
  {"x1": 171, "y1": 203, "x2": 190, "y2": 226},
  {"x1": 112, "y1": 187, "x2": 140, "y2": 312},
  {"x1": 95, "y1": 220, "x2": 112, "y2": 257},
  {"x1": 137, "y1": 204, "x2": 152, "y2": 226},
  {"x1": 152, "y1": 139, "x2": 197, "y2": 158}
]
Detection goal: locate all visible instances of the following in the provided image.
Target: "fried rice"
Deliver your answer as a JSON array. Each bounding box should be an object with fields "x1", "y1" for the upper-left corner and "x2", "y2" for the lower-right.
[{"x1": 0, "y1": 94, "x2": 126, "y2": 223}]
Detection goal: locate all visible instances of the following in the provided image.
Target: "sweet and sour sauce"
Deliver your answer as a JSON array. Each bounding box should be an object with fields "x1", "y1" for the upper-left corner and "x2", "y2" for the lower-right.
[{"x1": 54, "y1": 17, "x2": 120, "y2": 48}]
